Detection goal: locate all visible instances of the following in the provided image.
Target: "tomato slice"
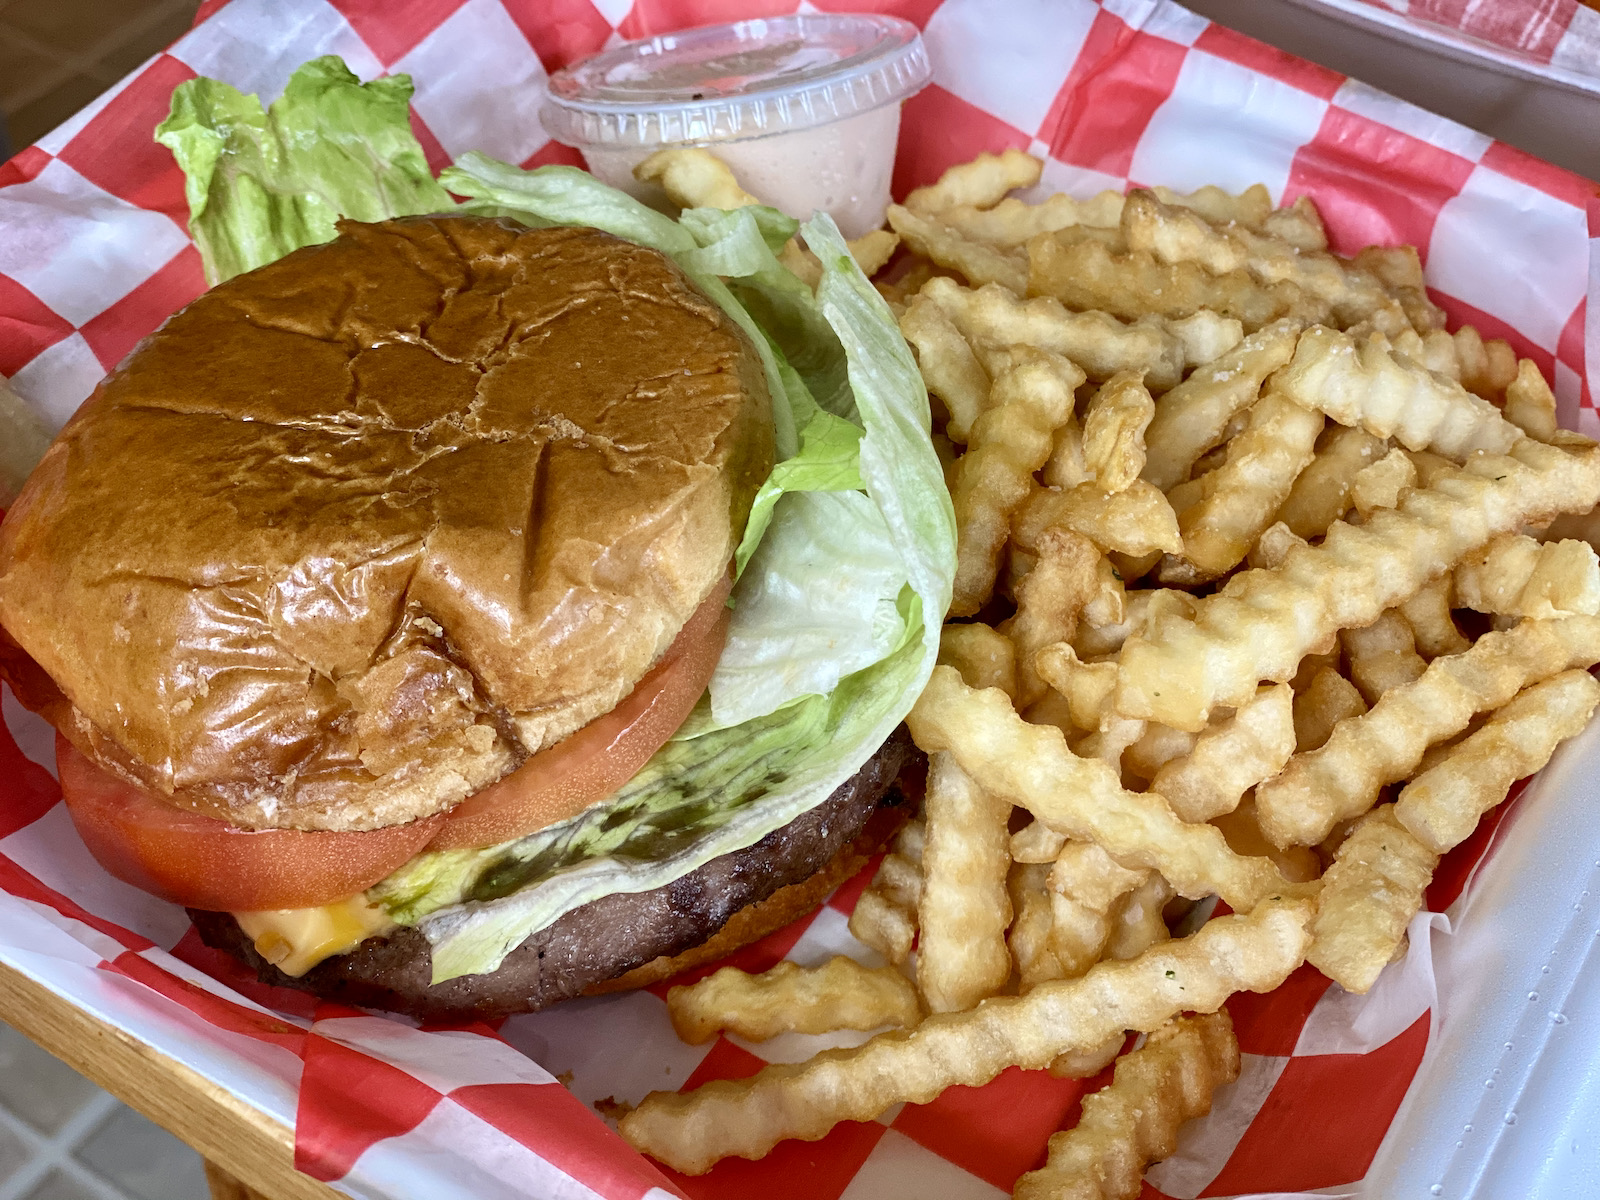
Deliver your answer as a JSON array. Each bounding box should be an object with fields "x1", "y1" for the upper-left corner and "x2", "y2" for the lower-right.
[
  {"x1": 55, "y1": 736, "x2": 444, "y2": 911},
  {"x1": 429, "y1": 574, "x2": 733, "y2": 850}
]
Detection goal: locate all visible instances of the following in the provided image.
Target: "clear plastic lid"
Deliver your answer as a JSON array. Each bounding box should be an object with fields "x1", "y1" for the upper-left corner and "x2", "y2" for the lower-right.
[{"x1": 541, "y1": 14, "x2": 931, "y2": 148}]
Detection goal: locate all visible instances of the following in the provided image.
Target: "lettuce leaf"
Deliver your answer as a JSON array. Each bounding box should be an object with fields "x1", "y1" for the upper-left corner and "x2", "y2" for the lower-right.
[{"x1": 155, "y1": 57, "x2": 452, "y2": 283}]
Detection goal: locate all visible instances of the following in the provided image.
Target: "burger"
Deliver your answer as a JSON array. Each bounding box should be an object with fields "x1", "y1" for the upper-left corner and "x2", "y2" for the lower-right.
[
  {"x1": 0, "y1": 201, "x2": 947, "y2": 1017},
  {"x1": 0, "y1": 57, "x2": 954, "y2": 1019}
]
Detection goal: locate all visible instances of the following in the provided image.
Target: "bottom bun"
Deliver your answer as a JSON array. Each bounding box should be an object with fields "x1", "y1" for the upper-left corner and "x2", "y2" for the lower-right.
[{"x1": 191, "y1": 728, "x2": 924, "y2": 1019}]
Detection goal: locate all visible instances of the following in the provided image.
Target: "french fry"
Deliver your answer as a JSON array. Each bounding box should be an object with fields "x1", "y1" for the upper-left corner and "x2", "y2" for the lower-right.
[
  {"x1": 1040, "y1": 843, "x2": 1150, "y2": 982},
  {"x1": 900, "y1": 295, "x2": 991, "y2": 443},
  {"x1": 1503, "y1": 359, "x2": 1559, "y2": 440},
  {"x1": 1009, "y1": 862, "x2": 1068, "y2": 987},
  {"x1": 1344, "y1": 297, "x2": 1413, "y2": 341},
  {"x1": 1074, "y1": 713, "x2": 1148, "y2": 769},
  {"x1": 1009, "y1": 528, "x2": 1106, "y2": 706},
  {"x1": 1293, "y1": 666, "x2": 1368, "y2": 752},
  {"x1": 637, "y1": 151, "x2": 899, "y2": 295},
  {"x1": 1103, "y1": 871, "x2": 1175, "y2": 962},
  {"x1": 667, "y1": 959, "x2": 922, "y2": 1044},
  {"x1": 1349, "y1": 446, "x2": 1416, "y2": 518},
  {"x1": 1212, "y1": 796, "x2": 1324, "y2": 884},
  {"x1": 619, "y1": 896, "x2": 1314, "y2": 1173},
  {"x1": 1014, "y1": 1011, "x2": 1241, "y2": 1200},
  {"x1": 887, "y1": 204, "x2": 1029, "y2": 293},
  {"x1": 1396, "y1": 669, "x2": 1600, "y2": 854},
  {"x1": 1407, "y1": 447, "x2": 1456, "y2": 489},
  {"x1": 849, "y1": 819, "x2": 925, "y2": 964},
  {"x1": 1013, "y1": 819, "x2": 1070, "y2": 864},
  {"x1": 941, "y1": 191, "x2": 1125, "y2": 247},
  {"x1": 1350, "y1": 244, "x2": 1446, "y2": 332},
  {"x1": 1306, "y1": 805, "x2": 1437, "y2": 994},
  {"x1": 1113, "y1": 437, "x2": 1600, "y2": 732},
  {"x1": 1274, "y1": 423, "x2": 1387, "y2": 540},
  {"x1": 938, "y1": 181, "x2": 1278, "y2": 252},
  {"x1": 1048, "y1": 1036, "x2": 1127, "y2": 1082},
  {"x1": 1123, "y1": 722, "x2": 1199, "y2": 783},
  {"x1": 909, "y1": 667, "x2": 1292, "y2": 908},
  {"x1": 1074, "y1": 588, "x2": 1157, "y2": 658},
  {"x1": 1263, "y1": 194, "x2": 1329, "y2": 252},
  {"x1": 1255, "y1": 615, "x2": 1600, "y2": 848},
  {"x1": 1387, "y1": 326, "x2": 1462, "y2": 380},
  {"x1": 1399, "y1": 575, "x2": 1470, "y2": 658},
  {"x1": 1084, "y1": 556, "x2": 1127, "y2": 630},
  {"x1": 1035, "y1": 641, "x2": 1121, "y2": 733},
  {"x1": 949, "y1": 346, "x2": 1084, "y2": 615},
  {"x1": 1174, "y1": 392, "x2": 1326, "y2": 577},
  {"x1": 1151, "y1": 684, "x2": 1296, "y2": 823},
  {"x1": 846, "y1": 229, "x2": 899, "y2": 278},
  {"x1": 920, "y1": 276, "x2": 1187, "y2": 391},
  {"x1": 1141, "y1": 318, "x2": 1302, "y2": 491},
  {"x1": 1123, "y1": 190, "x2": 1393, "y2": 327},
  {"x1": 635, "y1": 146, "x2": 760, "y2": 209},
  {"x1": 1274, "y1": 326, "x2": 1523, "y2": 460},
  {"x1": 1083, "y1": 372, "x2": 1156, "y2": 493},
  {"x1": 1453, "y1": 324, "x2": 1520, "y2": 400},
  {"x1": 1167, "y1": 310, "x2": 1246, "y2": 367},
  {"x1": 1156, "y1": 182, "x2": 1274, "y2": 229},
  {"x1": 1544, "y1": 505, "x2": 1600, "y2": 555},
  {"x1": 918, "y1": 753, "x2": 1014, "y2": 1013},
  {"x1": 904, "y1": 148, "x2": 1042, "y2": 215},
  {"x1": 938, "y1": 622, "x2": 1018, "y2": 699},
  {"x1": 1026, "y1": 236, "x2": 1329, "y2": 332},
  {"x1": 1053, "y1": 841, "x2": 1151, "y2": 921},
  {"x1": 1044, "y1": 412, "x2": 1091, "y2": 489},
  {"x1": 1291, "y1": 645, "x2": 1343, "y2": 692},
  {"x1": 1248, "y1": 520, "x2": 1307, "y2": 570},
  {"x1": 1453, "y1": 533, "x2": 1600, "y2": 619},
  {"x1": 1343, "y1": 609, "x2": 1427, "y2": 704},
  {"x1": 784, "y1": 231, "x2": 902, "y2": 290},
  {"x1": 1016, "y1": 480, "x2": 1183, "y2": 558}
]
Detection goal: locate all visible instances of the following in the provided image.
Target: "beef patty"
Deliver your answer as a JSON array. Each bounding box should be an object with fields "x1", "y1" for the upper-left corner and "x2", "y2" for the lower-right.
[{"x1": 191, "y1": 728, "x2": 923, "y2": 1019}]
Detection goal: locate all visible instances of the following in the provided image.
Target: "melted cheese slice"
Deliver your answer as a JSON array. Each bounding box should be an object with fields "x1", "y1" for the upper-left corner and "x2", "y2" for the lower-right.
[{"x1": 233, "y1": 896, "x2": 396, "y2": 977}]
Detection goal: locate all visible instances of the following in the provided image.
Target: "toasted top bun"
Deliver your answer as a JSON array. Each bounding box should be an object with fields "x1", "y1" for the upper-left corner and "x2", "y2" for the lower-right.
[{"x1": 0, "y1": 217, "x2": 774, "y2": 832}]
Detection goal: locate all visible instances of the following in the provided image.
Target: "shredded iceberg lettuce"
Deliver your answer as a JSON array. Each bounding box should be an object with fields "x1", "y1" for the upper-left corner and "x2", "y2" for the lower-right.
[{"x1": 158, "y1": 60, "x2": 956, "y2": 982}]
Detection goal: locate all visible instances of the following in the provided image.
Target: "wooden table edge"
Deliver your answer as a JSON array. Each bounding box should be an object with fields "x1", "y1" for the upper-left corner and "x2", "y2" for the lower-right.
[{"x1": 0, "y1": 957, "x2": 339, "y2": 1200}]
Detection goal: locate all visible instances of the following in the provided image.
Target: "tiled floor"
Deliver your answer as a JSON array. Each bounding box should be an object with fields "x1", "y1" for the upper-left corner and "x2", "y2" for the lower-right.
[
  {"x1": 0, "y1": 0, "x2": 201, "y2": 151},
  {"x1": 0, "y1": 1023, "x2": 208, "y2": 1200}
]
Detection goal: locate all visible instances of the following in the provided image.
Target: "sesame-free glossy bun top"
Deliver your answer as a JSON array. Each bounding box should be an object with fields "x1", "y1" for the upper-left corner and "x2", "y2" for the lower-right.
[{"x1": 0, "y1": 216, "x2": 774, "y2": 831}]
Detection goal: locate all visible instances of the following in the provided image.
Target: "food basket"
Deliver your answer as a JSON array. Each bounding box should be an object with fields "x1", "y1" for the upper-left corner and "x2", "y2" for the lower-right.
[{"x1": 1, "y1": 1, "x2": 1597, "y2": 1197}]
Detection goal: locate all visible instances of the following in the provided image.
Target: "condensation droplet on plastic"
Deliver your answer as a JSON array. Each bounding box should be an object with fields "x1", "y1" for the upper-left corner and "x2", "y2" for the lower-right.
[
  {"x1": 1506, "y1": 1111, "x2": 1519, "y2": 1126},
  {"x1": 1528, "y1": 991, "x2": 1539, "y2": 1002},
  {"x1": 1551, "y1": 1011, "x2": 1568, "y2": 1025},
  {"x1": 1485, "y1": 1079, "x2": 1496, "y2": 1089},
  {"x1": 1464, "y1": 1124, "x2": 1473, "y2": 1133},
  {"x1": 1431, "y1": 1186, "x2": 1444, "y2": 1196},
  {"x1": 1504, "y1": 1041, "x2": 1514, "y2": 1051},
  {"x1": 1542, "y1": 965, "x2": 1551, "y2": 975}
]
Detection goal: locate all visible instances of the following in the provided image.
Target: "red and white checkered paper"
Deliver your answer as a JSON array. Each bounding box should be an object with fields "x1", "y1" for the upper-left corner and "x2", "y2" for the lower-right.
[{"x1": 3, "y1": 2, "x2": 1600, "y2": 1198}]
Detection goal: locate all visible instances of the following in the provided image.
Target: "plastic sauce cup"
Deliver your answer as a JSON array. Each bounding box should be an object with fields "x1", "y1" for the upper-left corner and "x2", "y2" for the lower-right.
[{"x1": 541, "y1": 14, "x2": 931, "y2": 239}]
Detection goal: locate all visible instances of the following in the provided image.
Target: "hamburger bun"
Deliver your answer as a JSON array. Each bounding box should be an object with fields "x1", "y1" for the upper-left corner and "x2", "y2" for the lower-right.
[{"x1": 0, "y1": 216, "x2": 775, "y2": 833}]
